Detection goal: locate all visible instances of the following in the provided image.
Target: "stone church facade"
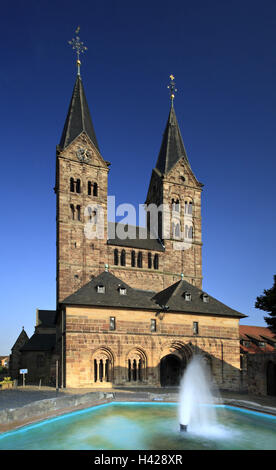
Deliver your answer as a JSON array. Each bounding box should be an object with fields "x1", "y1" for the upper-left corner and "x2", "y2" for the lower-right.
[{"x1": 13, "y1": 67, "x2": 247, "y2": 390}]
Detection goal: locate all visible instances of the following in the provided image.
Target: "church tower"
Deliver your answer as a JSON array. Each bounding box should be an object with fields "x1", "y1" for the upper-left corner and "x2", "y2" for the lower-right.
[
  {"x1": 55, "y1": 31, "x2": 110, "y2": 303},
  {"x1": 145, "y1": 76, "x2": 203, "y2": 289}
]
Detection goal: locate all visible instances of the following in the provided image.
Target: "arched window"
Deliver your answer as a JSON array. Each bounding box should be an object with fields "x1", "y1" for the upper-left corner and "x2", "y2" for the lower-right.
[
  {"x1": 114, "y1": 249, "x2": 119, "y2": 266},
  {"x1": 127, "y1": 349, "x2": 147, "y2": 383},
  {"x1": 93, "y1": 183, "x2": 98, "y2": 197},
  {"x1": 148, "y1": 252, "x2": 152, "y2": 269},
  {"x1": 92, "y1": 348, "x2": 114, "y2": 384},
  {"x1": 131, "y1": 250, "x2": 135, "y2": 267},
  {"x1": 172, "y1": 198, "x2": 180, "y2": 212},
  {"x1": 185, "y1": 200, "x2": 193, "y2": 215},
  {"x1": 70, "y1": 178, "x2": 75, "y2": 192},
  {"x1": 137, "y1": 252, "x2": 143, "y2": 268},
  {"x1": 154, "y1": 254, "x2": 159, "y2": 270},
  {"x1": 76, "y1": 179, "x2": 81, "y2": 193},
  {"x1": 172, "y1": 198, "x2": 175, "y2": 211},
  {"x1": 120, "y1": 249, "x2": 126, "y2": 266},
  {"x1": 70, "y1": 204, "x2": 75, "y2": 220},
  {"x1": 88, "y1": 181, "x2": 92, "y2": 195},
  {"x1": 76, "y1": 205, "x2": 81, "y2": 221},
  {"x1": 185, "y1": 225, "x2": 193, "y2": 239}
]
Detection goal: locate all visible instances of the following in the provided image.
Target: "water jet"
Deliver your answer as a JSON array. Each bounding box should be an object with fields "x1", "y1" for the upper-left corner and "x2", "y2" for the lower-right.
[{"x1": 178, "y1": 354, "x2": 218, "y2": 434}]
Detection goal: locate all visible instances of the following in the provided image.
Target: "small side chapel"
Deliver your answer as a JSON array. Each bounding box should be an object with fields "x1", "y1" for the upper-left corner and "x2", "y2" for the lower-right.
[{"x1": 13, "y1": 32, "x2": 246, "y2": 390}]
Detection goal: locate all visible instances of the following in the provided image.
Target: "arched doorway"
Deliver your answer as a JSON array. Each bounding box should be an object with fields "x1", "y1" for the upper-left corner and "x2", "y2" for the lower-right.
[
  {"x1": 267, "y1": 361, "x2": 276, "y2": 396},
  {"x1": 160, "y1": 354, "x2": 182, "y2": 386}
]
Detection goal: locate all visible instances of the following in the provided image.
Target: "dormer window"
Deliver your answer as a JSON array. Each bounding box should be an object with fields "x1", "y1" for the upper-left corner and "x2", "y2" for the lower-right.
[
  {"x1": 202, "y1": 293, "x2": 209, "y2": 303},
  {"x1": 184, "y1": 292, "x2": 192, "y2": 301},
  {"x1": 119, "y1": 286, "x2": 127, "y2": 295},
  {"x1": 97, "y1": 285, "x2": 105, "y2": 294}
]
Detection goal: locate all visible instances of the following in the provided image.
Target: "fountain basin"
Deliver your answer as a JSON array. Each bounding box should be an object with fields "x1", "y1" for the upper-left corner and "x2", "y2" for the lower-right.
[{"x1": 0, "y1": 402, "x2": 275, "y2": 450}]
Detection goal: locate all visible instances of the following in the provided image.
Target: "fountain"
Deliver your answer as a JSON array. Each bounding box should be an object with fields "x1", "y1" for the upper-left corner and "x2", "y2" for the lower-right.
[{"x1": 178, "y1": 354, "x2": 219, "y2": 434}]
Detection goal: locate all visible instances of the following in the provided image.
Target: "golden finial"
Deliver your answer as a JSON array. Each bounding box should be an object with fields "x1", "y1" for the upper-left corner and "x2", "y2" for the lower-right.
[
  {"x1": 68, "y1": 27, "x2": 88, "y2": 76},
  {"x1": 167, "y1": 74, "x2": 177, "y2": 102}
]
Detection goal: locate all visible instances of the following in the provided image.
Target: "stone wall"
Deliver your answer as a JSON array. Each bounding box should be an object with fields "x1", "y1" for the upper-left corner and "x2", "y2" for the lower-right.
[{"x1": 247, "y1": 352, "x2": 276, "y2": 396}]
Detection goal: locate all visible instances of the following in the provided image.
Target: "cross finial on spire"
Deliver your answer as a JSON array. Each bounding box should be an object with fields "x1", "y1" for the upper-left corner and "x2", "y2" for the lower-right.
[
  {"x1": 68, "y1": 26, "x2": 88, "y2": 76},
  {"x1": 167, "y1": 74, "x2": 177, "y2": 102}
]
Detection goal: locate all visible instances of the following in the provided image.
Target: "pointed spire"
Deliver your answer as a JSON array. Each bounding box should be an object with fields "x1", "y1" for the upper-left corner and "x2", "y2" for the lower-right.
[
  {"x1": 155, "y1": 100, "x2": 190, "y2": 175},
  {"x1": 59, "y1": 75, "x2": 100, "y2": 151},
  {"x1": 59, "y1": 29, "x2": 99, "y2": 151}
]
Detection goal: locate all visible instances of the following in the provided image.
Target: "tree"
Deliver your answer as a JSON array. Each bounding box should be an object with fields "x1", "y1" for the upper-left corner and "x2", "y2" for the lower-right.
[{"x1": 255, "y1": 275, "x2": 276, "y2": 335}]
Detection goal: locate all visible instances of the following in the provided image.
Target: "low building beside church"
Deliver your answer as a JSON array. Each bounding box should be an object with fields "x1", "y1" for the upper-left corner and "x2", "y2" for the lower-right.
[{"x1": 55, "y1": 270, "x2": 244, "y2": 389}]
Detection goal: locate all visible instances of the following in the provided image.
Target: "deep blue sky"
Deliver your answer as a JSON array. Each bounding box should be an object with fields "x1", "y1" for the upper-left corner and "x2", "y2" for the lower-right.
[{"x1": 1, "y1": 0, "x2": 275, "y2": 354}]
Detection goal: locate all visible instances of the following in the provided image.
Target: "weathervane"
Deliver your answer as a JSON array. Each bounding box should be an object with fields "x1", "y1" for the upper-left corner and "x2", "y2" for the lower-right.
[
  {"x1": 68, "y1": 26, "x2": 88, "y2": 76},
  {"x1": 168, "y1": 74, "x2": 177, "y2": 102}
]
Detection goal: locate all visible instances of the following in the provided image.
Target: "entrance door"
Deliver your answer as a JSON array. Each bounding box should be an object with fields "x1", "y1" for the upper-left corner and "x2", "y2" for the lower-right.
[{"x1": 160, "y1": 354, "x2": 182, "y2": 386}]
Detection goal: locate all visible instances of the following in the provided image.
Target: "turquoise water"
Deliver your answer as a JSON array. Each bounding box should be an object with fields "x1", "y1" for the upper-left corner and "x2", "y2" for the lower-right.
[{"x1": 0, "y1": 402, "x2": 275, "y2": 450}]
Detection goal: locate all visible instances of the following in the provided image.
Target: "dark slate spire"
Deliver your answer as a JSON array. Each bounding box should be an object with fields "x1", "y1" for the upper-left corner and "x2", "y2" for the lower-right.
[
  {"x1": 155, "y1": 101, "x2": 190, "y2": 175},
  {"x1": 59, "y1": 75, "x2": 100, "y2": 151}
]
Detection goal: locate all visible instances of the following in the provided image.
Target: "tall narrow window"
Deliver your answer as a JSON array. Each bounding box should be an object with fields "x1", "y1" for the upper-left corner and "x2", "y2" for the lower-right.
[
  {"x1": 70, "y1": 204, "x2": 75, "y2": 220},
  {"x1": 175, "y1": 223, "x2": 180, "y2": 238},
  {"x1": 120, "y1": 249, "x2": 126, "y2": 266},
  {"x1": 93, "y1": 183, "x2": 98, "y2": 197},
  {"x1": 76, "y1": 179, "x2": 81, "y2": 193},
  {"x1": 131, "y1": 250, "x2": 136, "y2": 267},
  {"x1": 110, "y1": 317, "x2": 115, "y2": 331},
  {"x1": 151, "y1": 319, "x2": 156, "y2": 332},
  {"x1": 88, "y1": 181, "x2": 92, "y2": 195},
  {"x1": 188, "y1": 202, "x2": 193, "y2": 215},
  {"x1": 193, "y1": 322, "x2": 199, "y2": 335},
  {"x1": 76, "y1": 205, "x2": 81, "y2": 221},
  {"x1": 153, "y1": 254, "x2": 159, "y2": 270},
  {"x1": 114, "y1": 249, "x2": 119, "y2": 266},
  {"x1": 148, "y1": 252, "x2": 152, "y2": 269},
  {"x1": 137, "y1": 252, "x2": 143, "y2": 268},
  {"x1": 70, "y1": 178, "x2": 75, "y2": 192},
  {"x1": 87, "y1": 206, "x2": 92, "y2": 221}
]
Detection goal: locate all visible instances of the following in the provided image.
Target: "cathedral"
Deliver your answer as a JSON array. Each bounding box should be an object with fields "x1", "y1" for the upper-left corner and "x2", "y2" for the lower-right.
[{"x1": 13, "y1": 37, "x2": 246, "y2": 390}]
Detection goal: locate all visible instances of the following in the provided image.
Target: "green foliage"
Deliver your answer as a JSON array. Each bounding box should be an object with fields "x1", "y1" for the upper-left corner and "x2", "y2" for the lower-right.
[
  {"x1": 0, "y1": 377, "x2": 13, "y2": 386},
  {"x1": 255, "y1": 275, "x2": 276, "y2": 334}
]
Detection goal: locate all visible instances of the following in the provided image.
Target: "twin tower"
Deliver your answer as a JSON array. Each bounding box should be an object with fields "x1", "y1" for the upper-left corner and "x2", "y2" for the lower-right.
[{"x1": 55, "y1": 73, "x2": 203, "y2": 304}]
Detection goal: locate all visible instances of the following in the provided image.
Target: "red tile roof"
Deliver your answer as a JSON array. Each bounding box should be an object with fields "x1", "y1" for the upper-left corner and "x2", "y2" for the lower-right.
[{"x1": 240, "y1": 325, "x2": 276, "y2": 354}]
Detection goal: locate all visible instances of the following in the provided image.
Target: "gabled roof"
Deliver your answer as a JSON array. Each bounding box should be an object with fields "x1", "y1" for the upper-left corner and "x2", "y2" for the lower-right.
[
  {"x1": 152, "y1": 279, "x2": 246, "y2": 318},
  {"x1": 107, "y1": 222, "x2": 165, "y2": 252},
  {"x1": 155, "y1": 102, "x2": 191, "y2": 175},
  {"x1": 62, "y1": 271, "x2": 246, "y2": 319},
  {"x1": 61, "y1": 271, "x2": 159, "y2": 310},
  {"x1": 59, "y1": 75, "x2": 99, "y2": 151},
  {"x1": 36, "y1": 310, "x2": 56, "y2": 328},
  {"x1": 20, "y1": 334, "x2": 56, "y2": 352},
  {"x1": 11, "y1": 328, "x2": 29, "y2": 351}
]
